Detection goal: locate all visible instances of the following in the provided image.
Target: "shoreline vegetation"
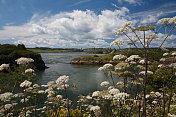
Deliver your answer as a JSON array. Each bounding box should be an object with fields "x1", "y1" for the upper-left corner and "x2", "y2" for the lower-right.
[
  {"x1": 0, "y1": 44, "x2": 46, "y2": 70},
  {"x1": 28, "y1": 47, "x2": 176, "y2": 65}
]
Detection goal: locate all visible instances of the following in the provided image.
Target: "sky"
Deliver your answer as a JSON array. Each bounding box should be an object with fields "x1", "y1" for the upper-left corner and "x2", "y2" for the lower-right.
[{"x1": 0, "y1": 0, "x2": 176, "y2": 48}]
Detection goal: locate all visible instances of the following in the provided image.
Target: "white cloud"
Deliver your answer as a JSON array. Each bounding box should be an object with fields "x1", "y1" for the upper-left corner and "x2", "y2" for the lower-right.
[
  {"x1": 0, "y1": 6, "x2": 175, "y2": 48},
  {"x1": 70, "y1": 0, "x2": 91, "y2": 7},
  {"x1": 132, "y1": 3, "x2": 176, "y2": 24},
  {"x1": 0, "y1": 8, "x2": 131, "y2": 48},
  {"x1": 117, "y1": 0, "x2": 142, "y2": 5}
]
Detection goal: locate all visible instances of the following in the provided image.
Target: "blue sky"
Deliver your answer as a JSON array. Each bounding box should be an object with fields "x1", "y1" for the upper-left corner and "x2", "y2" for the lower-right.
[{"x1": 0, "y1": 0, "x2": 176, "y2": 48}]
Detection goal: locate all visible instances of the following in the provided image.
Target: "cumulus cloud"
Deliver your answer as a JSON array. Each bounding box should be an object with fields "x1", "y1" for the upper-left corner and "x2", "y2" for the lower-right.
[
  {"x1": 0, "y1": 6, "x2": 175, "y2": 48},
  {"x1": 0, "y1": 8, "x2": 131, "y2": 48}
]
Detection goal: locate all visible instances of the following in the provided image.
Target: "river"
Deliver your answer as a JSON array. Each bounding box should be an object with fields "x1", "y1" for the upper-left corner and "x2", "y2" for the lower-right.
[{"x1": 36, "y1": 53, "x2": 119, "y2": 101}]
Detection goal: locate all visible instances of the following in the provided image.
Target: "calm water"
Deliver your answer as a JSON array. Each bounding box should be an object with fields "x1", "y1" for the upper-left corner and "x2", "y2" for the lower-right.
[{"x1": 36, "y1": 53, "x2": 120, "y2": 101}]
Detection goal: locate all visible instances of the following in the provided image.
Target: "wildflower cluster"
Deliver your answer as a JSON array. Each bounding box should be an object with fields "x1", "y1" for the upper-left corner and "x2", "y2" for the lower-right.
[
  {"x1": 15, "y1": 57, "x2": 34, "y2": 65},
  {"x1": 0, "y1": 64, "x2": 9, "y2": 71}
]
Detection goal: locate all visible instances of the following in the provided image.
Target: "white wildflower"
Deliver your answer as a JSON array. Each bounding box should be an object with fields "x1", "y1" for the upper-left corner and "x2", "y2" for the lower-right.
[
  {"x1": 122, "y1": 22, "x2": 133, "y2": 28},
  {"x1": 168, "y1": 113, "x2": 176, "y2": 117},
  {"x1": 56, "y1": 95, "x2": 62, "y2": 99},
  {"x1": 155, "y1": 92, "x2": 162, "y2": 97},
  {"x1": 56, "y1": 75, "x2": 69, "y2": 85},
  {"x1": 100, "y1": 81, "x2": 109, "y2": 86},
  {"x1": 168, "y1": 63, "x2": 176, "y2": 69},
  {"x1": 116, "y1": 81, "x2": 124, "y2": 86},
  {"x1": 103, "y1": 63, "x2": 113, "y2": 69},
  {"x1": 13, "y1": 93, "x2": 23, "y2": 98},
  {"x1": 15, "y1": 57, "x2": 34, "y2": 64},
  {"x1": 169, "y1": 16, "x2": 176, "y2": 24},
  {"x1": 157, "y1": 18, "x2": 170, "y2": 24},
  {"x1": 20, "y1": 80, "x2": 32, "y2": 88},
  {"x1": 33, "y1": 84, "x2": 40, "y2": 88},
  {"x1": 90, "y1": 106, "x2": 100, "y2": 112},
  {"x1": 126, "y1": 55, "x2": 141, "y2": 62},
  {"x1": 115, "y1": 62, "x2": 129, "y2": 70},
  {"x1": 4, "y1": 104, "x2": 12, "y2": 110},
  {"x1": 98, "y1": 67, "x2": 105, "y2": 71},
  {"x1": 130, "y1": 61, "x2": 137, "y2": 64},
  {"x1": 150, "y1": 91, "x2": 155, "y2": 97},
  {"x1": 109, "y1": 88, "x2": 120, "y2": 95},
  {"x1": 113, "y1": 54, "x2": 127, "y2": 60},
  {"x1": 0, "y1": 92, "x2": 13, "y2": 102},
  {"x1": 145, "y1": 94, "x2": 150, "y2": 98},
  {"x1": 152, "y1": 101, "x2": 157, "y2": 104},
  {"x1": 108, "y1": 86, "x2": 114, "y2": 90},
  {"x1": 160, "y1": 58, "x2": 166, "y2": 62},
  {"x1": 98, "y1": 64, "x2": 113, "y2": 71},
  {"x1": 25, "y1": 68, "x2": 34, "y2": 74},
  {"x1": 110, "y1": 40, "x2": 123, "y2": 46},
  {"x1": 7, "y1": 113, "x2": 13, "y2": 116},
  {"x1": 139, "y1": 60, "x2": 145, "y2": 64},
  {"x1": 86, "y1": 95, "x2": 92, "y2": 100},
  {"x1": 20, "y1": 98, "x2": 29, "y2": 103},
  {"x1": 139, "y1": 71, "x2": 153, "y2": 75},
  {"x1": 163, "y1": 53, "x2": 169, "y2": 56},
  {"x1": 114, "y1": 93, "x2": 129, "y2": 100},
  {"x1": 158, "y1": 64, "x2": 164, "y2": 68},
  {"x1": 102, "y1": 94, "x2": 113, "y2": 100},
  {"x1": 92, "y1": 91, "x2": 100, "y2": 97},
  {"x1": 0, "y1": 64, "x2": 9, "y2": 71},
  {"x1": 171, "y1": 52, "x2": 176, "y2": 56},
  {"x1": 38, "y1": 90, "x2": 45, "y2": 94}
]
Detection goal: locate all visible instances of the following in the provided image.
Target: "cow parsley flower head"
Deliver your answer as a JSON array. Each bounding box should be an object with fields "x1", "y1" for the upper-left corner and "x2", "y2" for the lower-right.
[
  {"x1": 98, "y1": 67, "x2": 105, "y2": 71},
  {"x1": 20, "y1": 98, "x2": 29, "y2": 103},
  {"x1": 56, "y1": 95, "x2": 62, "y2": 99},
  {"x1": 38, "y1": 90, "x2": 45, "y2": 94},
  {"x1": 102, "y1": 94, "x2": 113, "y2": 100},
  {"x1": 4, "y1": 104, "x2": 13, "y2": 110},
  {"x1": 90, "y1": 106, "x2": 100, "y2": 112},
  {"x1": 56, "y1": 75, "x2": 69, "y2": 85},
  {"x1": 157, "y1": 18, "x2": 170, "y2": 24},
  {"x1": 25, "y1": 68, "x2": 34, "y2": 74},
  {"x1": 100, "y1": 81, "x2": 109, "y2": 86},
  {"x1": 126, "y1": 55, "x2": 141, "y2": 62},
  {"x1": 116, "y1": 81, "x2": 124, "y2": 86},
  {"x1": 171, "y1": 52, "x2": 176, "y2": 56},
  {"x1": 109, "y1": 88, "x2": 120, "y2": 95},
  {"x1": 92, "y1": 91, "x2": 100, "y2": 97},
  {"x1": 113, "y1": 54, "x2": 127, "y2": 60},
  {"x1": 168, "y1": 63, "x2": 176, "y2": 69},
  {"x1": 98, "y1": 63, "x2": 113, "y2": 71},
  {"x1": 0, "y1": 64, "x2": 9, "y2": 71},
  {"x1": 168, "y1": 113, "x2": 176, "y2": 117},
  {"x1": 113, "y1": 93, "x2": 129, "y2": 100},
  {"x1": 158, "y1": 64, "x2": 164, "y2": 68},
  {"x1": 163, "y1": 53, "x2": 169, "y2": 56},
  {"x1": 86, "y1": 95, "x2": 92, "y2": 100},
  {"x1": 15, "y1": 57, "x2": 34, "y2": 65},
  {"x1": 0, "y1": 92, "x2": 13, "y2": 102},
  {"x1": 152, "y1": 101, "x2": 157, "y2": 104},
  {"x1": 170, "y1": 16, "x2": 176, "y2": 23},
  {"x1": 160, "y1": 58, "x2": 166, "y2": 62},
  {"x1": 139, "y1": 60, "x2": 145, "y2": 64},
  {"x1": 139, "y1": 71, "x2": 153, "y2": 75},
  {"x1": 110, "y1": 40, "x2": 124, "y2": 46},
  {"x1": 20, "y1": 80, "x2": 32, "y2": 88},
  {"x1": 115, "y1": 62, "x2": 130, "y2": 70}
]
